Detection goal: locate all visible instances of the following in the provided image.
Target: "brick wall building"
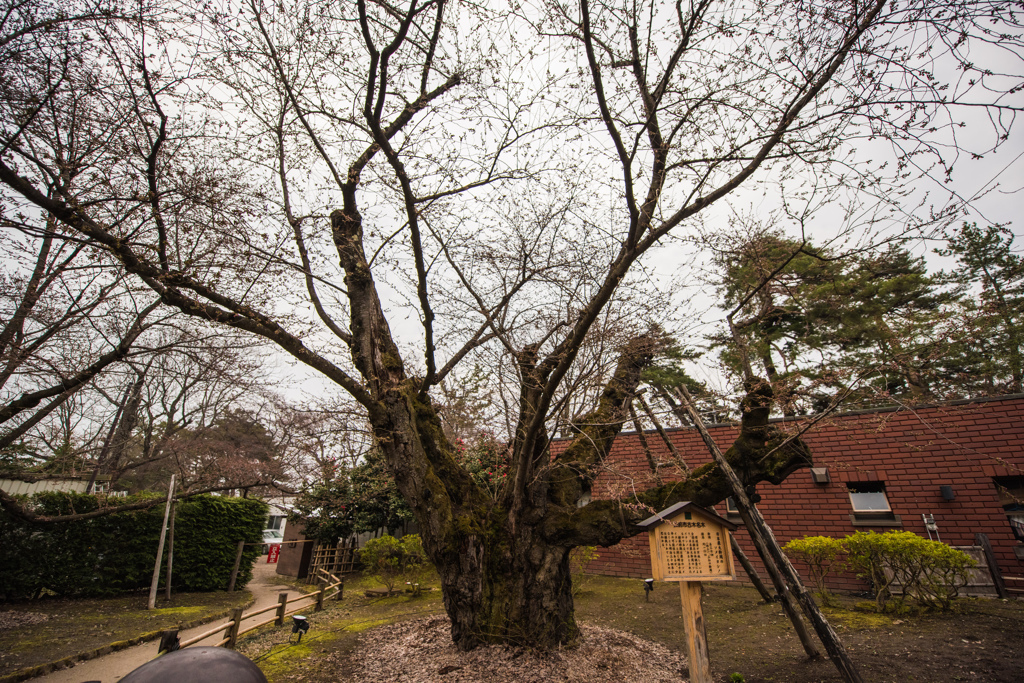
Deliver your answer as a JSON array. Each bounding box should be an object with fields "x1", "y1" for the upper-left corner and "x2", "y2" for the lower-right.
[{"x1": 586, "y1": 394, "x2": 1024, "y2": 592}]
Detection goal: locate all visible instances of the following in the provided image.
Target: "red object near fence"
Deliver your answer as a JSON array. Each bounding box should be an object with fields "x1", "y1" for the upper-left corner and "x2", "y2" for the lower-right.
[{"x1": 267, "y1": 544, "x2": 281, "y2": 564}]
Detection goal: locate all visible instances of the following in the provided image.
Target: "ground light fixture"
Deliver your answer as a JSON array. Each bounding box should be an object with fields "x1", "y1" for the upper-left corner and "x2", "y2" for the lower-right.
[
  {"x1": 291, "y1": 615, "x2": 310, "y2": 643},
  {"x1": 643, "y1": 578, "x2": 654, "y2": 601}
]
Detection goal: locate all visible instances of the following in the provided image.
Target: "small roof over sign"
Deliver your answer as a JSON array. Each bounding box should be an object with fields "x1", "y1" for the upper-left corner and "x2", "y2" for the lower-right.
[{"x1": 637, "y1": 501, "x2": 739, "y2": 531}]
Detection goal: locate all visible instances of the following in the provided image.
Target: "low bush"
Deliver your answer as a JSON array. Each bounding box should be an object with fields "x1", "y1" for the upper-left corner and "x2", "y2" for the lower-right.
[
  {"x1": 359, "y1": 534, "x2": 430, "y2": 593},
  {"x1": 782, "y1": 535, "x2": 843, "y2": 606},
  {"x1": 784, "y1": 530, "x2": 975, "y2": 612}
]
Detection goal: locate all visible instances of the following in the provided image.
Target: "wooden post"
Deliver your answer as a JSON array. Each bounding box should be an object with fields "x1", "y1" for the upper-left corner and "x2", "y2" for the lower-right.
[
  {"x1": 226, "y1": 607, "x2": 243, "y2": 649},
  {"x1": 227, "y1": 540, "x2": 245, "y2": 592},
  {"x1": 164, "y1": 500, "x2": 176, "y2": 601},
  {"x1": 148, "y1": 475, "x2": 175, "y2": 610},
  {"x1": 315, "y1": 586, "x2": 325, "y2": 612},
  {"x1": 674, "y1": 386, "x2": 866, "y2": 681},
  {"x1": 731, "y1": 534, "x2": 774, "y2": 603},
  {"x1": 275, "y1": 592, "x2": 288, "y2": 626},
  {"x1": 679, "y1": 581, "x2": 712, "y2": 683},
  {"x1": 337, "y1": 576, "x2": 344, "y2": 601},
  {"x1": 975, "y1": 533, "x2": 1009, "y2": 599}
]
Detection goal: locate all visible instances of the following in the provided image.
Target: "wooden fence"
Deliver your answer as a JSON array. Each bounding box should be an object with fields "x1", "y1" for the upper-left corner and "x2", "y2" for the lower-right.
[
  {"x1": 164, "y1": 568, "x2": 343, "y2": 653},
  {"x1": 306, "y1": 540, "x2": 357, "y2": 584}
]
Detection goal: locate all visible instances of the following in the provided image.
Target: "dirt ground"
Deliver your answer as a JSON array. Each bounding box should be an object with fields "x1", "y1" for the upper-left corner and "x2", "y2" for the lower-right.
[
  {"x1": 5, "y1": 572, "x2": 1021, "y2": 683},
  {"x1": 239, "y1": 574, "x2": 1024, "y2": 683},
  {"x1": 575, "y1": 577, "x2": 1024, "y2": 683}
]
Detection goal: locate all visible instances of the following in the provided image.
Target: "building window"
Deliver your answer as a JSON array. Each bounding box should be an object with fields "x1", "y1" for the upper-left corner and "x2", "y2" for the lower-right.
[
  {"x1": 848, "y1": 482, "x2": 891, "y2": 513},
  {"x1": 267, "y1": 515, "x2": 285, "y2": 531},
  {"x1": 848, "y1": 482, "x2": 901, "y2": 526},
  {"x1": 993, "y1": 476, "x2": 1024, "y2": 543}
]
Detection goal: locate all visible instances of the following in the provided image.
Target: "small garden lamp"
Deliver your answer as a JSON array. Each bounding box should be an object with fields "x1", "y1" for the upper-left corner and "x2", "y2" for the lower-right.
[{"x1": 291, "y1": 615, "x2": 310, "y2": 643}]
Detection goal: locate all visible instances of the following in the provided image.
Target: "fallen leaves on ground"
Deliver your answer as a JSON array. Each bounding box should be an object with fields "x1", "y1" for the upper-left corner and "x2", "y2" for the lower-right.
[
  {"x1": 0, "y1": 611, "x2": 49, "y2": 630},
  {"x1": 341, "y1": 615, "x2": 688, "y2": 683}
]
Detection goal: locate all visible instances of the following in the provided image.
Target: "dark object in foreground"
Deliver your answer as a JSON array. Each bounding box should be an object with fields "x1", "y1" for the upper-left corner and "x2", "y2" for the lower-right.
[{"x1": 120, "y1": 647, "x2": 267, "y2": 683}]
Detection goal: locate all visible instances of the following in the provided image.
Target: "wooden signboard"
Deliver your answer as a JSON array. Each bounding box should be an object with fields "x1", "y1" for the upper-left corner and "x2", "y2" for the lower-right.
[
  {"x1": 642, "y1": 502, "x2": 737, "y2": 582},
  {"x1": 638, "y1": 502, "x2": 737, "y2": 683}
]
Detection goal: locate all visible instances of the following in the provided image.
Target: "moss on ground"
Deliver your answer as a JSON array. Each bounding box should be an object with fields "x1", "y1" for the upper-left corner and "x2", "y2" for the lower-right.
[{"x1": 238, "y1": 573, "x2": 445, "y2": 683}]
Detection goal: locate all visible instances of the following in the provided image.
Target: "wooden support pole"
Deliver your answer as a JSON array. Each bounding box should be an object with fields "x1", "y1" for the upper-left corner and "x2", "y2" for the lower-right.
[
  {"x1": 675, "y1": 385, "x2": 864, "y2": 682},
  {"x1": 227, "y1": 540, "x2": 245, "y2": 592},
  {"x1": 226, "y1": 608, "x2": 243, "y2": 649},
  {"x1": 637, "y1": 392, "x2": 689, "y2": 475},
  {"x1": 165, "y1": 500, "x2": 176, "y2": 602},
  {"x1": 316, "y1": 586, "x2": 325, "y2": 612},
  {"x1": 731, "y1": 533, "x2": 774, "y2": 604},
  {"x1": 628, "y1": 400, "x2": 660, "y2": 475},
  {"x1": 275, "y1": 593, "x2": 288, "y2": 626},
  {"x1": 337, "y1": 576, "x2": 344, "y2": 601},
  {"x1": 975, "y1": 533, "x2": 1009, "y2": 599},
  {"x1": 148, "y1": 475, "x2": 175, "y2": 610},
  {"x1": 679, "y1": 581, "x2": 712, "y2": 683}
]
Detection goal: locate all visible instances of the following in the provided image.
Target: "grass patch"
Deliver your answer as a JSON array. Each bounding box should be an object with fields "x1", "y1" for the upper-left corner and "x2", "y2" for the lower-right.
[
  {"x1": 821, "y1": 607, "x2": 894, "y2": 629},
  {"x1": 239, "y1": 571, "x2": 445, "y2": 683},
  {"x1": 0, "y1": 590, "x2": 252, "y2": 677}
]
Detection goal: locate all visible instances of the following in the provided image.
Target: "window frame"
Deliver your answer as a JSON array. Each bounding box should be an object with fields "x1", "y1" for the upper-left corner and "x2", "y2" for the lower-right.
[
  {"x1": 846, "y1": 481, "x2": 901, "y2": 527},
  {"x1": 847, "y1": 482, "x2": 892, "y2": 513},
  {"x1": 993, "y1": 476, "x2": 1024, "y2": 543}
]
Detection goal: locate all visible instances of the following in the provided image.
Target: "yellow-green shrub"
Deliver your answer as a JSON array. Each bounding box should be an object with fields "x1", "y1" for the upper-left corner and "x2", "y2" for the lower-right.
[
  {"x1": 783, "y1": 535, "x2": 843, "y2": 605},
  {"x1": 359, "y1": 534, "x2": 429, "y2": 593}
]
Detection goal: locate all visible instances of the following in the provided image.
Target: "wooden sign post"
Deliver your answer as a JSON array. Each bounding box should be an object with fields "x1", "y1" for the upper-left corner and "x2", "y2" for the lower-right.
[{"x1": 639, "y1": 502, "x2": 737, "y2": 683}]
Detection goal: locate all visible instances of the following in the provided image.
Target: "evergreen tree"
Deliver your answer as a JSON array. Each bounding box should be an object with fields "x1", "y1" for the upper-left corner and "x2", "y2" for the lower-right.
[
  {"x1": 716, "y1": 233, "x2": 955, "y2": 410},
  {"x1": 937, "y1": 223, "x2": 1024, "y2": 394}
]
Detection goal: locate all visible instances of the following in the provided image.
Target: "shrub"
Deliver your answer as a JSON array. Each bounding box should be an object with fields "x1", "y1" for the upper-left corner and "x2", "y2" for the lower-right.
[
  {"x1": 783, "y1": 530, "x2": 975, "y2": 613},
  {"x1": 783, "y1": 535, "x2": 844, "y2": 606},
  {"x1": 842, "y1": 531, "x2": 974, "y2": 612},
  {"x1": 359, "y1": 534, "x2": 429, "y2": 593},
  {"x1": 842, "y1": 531, "x2": 898, "y2": 611},
  {"x1": 569, "y1": 546, "x2": 597, "y2": 595},
  {"x1": 0, "y1": 492, "x2": 266, "y2": 600}
]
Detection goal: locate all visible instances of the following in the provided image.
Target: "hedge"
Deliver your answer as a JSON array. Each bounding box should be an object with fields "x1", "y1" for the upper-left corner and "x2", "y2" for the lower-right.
[
  {"x1": 783, "y1": 530, "x2": 975, "y2": 612},
  {"x1": 0, "y1": 492, "x2": 267, "y2": 601}
]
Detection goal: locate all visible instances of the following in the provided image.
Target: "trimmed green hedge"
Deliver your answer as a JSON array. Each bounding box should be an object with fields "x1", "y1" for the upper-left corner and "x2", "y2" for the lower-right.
[{"x1": 0, "y1": 492, "x2": 266, "y2": 600}]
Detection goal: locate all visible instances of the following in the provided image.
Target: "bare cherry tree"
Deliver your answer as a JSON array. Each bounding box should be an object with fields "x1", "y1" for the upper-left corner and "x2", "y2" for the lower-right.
[{"x1": 1, "y1": 0, "x2": 1021, "y2": 660}]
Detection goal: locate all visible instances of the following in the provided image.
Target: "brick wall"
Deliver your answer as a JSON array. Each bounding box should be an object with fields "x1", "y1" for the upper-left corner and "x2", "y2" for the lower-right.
[{"x1": 584, "y1": 395, "x2": 1024, "y2": 592}]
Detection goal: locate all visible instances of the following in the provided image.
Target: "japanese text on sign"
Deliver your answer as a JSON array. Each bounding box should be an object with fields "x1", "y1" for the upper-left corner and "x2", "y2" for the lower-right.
[{"x1": 659, "y1": 526, "x2": 729, "y2": 577}]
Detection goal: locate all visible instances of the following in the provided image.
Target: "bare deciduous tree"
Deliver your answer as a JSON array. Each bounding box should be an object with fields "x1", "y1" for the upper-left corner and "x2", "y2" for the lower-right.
[{"x1": 0, "y1": 0, "x2": 1021, "y2": 661}]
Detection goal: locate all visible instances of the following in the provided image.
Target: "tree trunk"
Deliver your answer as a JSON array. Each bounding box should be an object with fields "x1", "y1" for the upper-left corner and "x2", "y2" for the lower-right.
[
  {"x1": 369, "y1": 364, "x2": 816, "y2": 651},
  {"x1": 437, "y1": 521, "x2": 577, "y2": 649}
]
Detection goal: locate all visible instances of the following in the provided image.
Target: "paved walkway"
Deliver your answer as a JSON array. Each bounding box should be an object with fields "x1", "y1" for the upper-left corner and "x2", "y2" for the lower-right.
[{"x1": 35, "y1": 561, "x2": 295, "y2": 683}]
